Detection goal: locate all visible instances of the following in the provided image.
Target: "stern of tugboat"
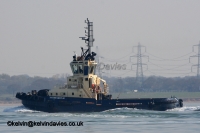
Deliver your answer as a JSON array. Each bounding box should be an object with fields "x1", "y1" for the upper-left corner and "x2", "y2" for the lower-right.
[{"x1": 149, "y1": 97, "x2": 183, "y2": 111}]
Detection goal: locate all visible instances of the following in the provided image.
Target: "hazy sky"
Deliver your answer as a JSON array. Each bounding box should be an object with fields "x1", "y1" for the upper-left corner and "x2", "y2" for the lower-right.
[{"x1": 1, "y1": 0, "x2": 200, "y2": 78}]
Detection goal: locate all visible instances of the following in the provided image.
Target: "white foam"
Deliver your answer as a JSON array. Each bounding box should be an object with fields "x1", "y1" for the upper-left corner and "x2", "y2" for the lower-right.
[
  {"x1": 3, "y1": 106, "x2": 40, "y2": 113},
  {"x1": 102, "y1": 107, "x2": 139, "y2": 112},
  {"x1": 167, "y1": 106, "x2": 200, "y2": 112}
]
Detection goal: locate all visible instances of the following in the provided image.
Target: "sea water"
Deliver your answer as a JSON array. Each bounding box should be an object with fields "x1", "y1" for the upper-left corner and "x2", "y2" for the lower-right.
[{"x1": 0, "y1": 102, "x2": 200, "y2": 133}]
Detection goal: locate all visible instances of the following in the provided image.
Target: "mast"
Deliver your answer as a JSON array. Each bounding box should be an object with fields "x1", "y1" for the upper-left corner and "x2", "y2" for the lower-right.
[{"x1": 79, "y1": 18, "x2": 95, "y2": 55}]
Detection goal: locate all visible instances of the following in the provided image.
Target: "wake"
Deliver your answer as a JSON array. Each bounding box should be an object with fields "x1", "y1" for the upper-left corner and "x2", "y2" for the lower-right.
[
  {"x1": 3, "y1": 106, "x2": 40, "y2": 113},
  {"x1": 167, "y1": 106, "x2": 200, "y2": 112}
]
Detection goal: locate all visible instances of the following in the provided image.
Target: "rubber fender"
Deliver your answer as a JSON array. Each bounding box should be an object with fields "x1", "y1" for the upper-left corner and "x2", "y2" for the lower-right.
[{"x1": 179, "y1": 99, "x2": 183, "y2": 107}]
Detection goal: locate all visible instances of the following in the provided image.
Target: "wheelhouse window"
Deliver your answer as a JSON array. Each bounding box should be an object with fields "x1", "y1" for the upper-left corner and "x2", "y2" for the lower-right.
[
  {"x1": 71, "y1": 63, "x2": 84, "y2": 74},
  {"x1": 72, "y1": 64, "x2": 78, "y2": 74},
  {"x1": 79, "y1": 64, "x2": 83, "y2": 73}
]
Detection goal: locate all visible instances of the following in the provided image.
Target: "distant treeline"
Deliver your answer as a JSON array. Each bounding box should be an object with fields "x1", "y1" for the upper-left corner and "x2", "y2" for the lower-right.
[
  {"x1": 0, "y1": 74, "x2": 200, "y2": 95},
  {"x1": 104, "y1": 76, "x2": 200, "y2": 93},
  {"x1": 0, "y1": 74, "x2": 66, "y2": 95}
]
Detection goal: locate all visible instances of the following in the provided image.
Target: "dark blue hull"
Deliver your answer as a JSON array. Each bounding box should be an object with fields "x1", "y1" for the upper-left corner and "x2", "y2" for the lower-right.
[{"x1": 18, "y1": 96, "x2": 183, "y2": 112}]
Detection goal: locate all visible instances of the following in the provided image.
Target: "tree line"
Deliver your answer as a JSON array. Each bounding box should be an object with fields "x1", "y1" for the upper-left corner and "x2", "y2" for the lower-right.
[
  {"x1": 0, "y1": 74, "x2": 66, "y2": 95},
  {"x1": 104, "y1": 76, "x2": 200, "y2": 93},
  {"x1": 0, "y1": 74, "x2": 200, "y2": 96}
]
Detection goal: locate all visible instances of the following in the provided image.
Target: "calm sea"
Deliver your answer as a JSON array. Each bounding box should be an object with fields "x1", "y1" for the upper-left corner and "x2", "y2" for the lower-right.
[{"x1": 0, "y1": 102, "x2": 200, "y2": 133}]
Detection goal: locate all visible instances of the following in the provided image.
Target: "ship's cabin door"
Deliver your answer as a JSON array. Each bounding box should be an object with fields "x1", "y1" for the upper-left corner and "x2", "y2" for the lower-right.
[{"x1": 96, "y1": 93, "x2": 102, "y2": 105}]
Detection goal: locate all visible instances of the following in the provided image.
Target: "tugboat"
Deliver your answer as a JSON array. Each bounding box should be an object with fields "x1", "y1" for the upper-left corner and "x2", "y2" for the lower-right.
[{"x1": 16, "y1": 18, "x2": 183, "y2": 112}]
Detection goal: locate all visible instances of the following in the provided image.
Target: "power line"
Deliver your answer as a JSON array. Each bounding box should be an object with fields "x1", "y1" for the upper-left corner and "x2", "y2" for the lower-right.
[
  {"x1": 100, "y1": 52, "x2": 133, "y2": 62},
  {"x1": 148, "y1": 69, "x2": 192, "y2": 72},
  {"x1": 146, "y1": 63, "x2": 193, "y2": 66},
  {"x1": 148, "y1": 61, "x2": 190, "y2": 70},
  {"x1": 96, "y1": 43, "x2": 200, "y2": 78},
  {"x1": 146, "y1": 51, "x2": 193, "y2": 61},
  {"x1": 149, "y1": 58, "x2": 189, "y2": 61}
]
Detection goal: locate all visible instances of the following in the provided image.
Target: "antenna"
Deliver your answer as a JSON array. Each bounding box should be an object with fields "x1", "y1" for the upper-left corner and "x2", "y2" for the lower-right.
[
  {"x1": 189, "y1": 41, "x2": 200, "y2": 78},
  {"x1": 79, "y1": 18, "x2": 95, "y2": 55}
]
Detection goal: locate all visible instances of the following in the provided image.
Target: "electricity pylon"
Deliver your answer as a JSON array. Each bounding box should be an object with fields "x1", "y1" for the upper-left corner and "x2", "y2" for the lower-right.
[
  {"x1": 190, "y1": 41, "x2": 200, "y2": 78},
  {"x1": 130, "y1": 43, "x2": 149, "y2": 83}
]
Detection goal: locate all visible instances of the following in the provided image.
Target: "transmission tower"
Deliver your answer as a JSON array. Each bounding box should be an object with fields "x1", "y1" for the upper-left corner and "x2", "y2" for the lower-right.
[
  {"x1": 130, "y1": 43, "x2": 149, "y2": 83},
  {"x1": 189, "y1": 41, "x2": 200, "y2": 78}
]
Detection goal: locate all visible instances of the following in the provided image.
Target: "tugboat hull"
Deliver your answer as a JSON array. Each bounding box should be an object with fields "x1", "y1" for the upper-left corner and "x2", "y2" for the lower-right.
[{"x1": 18, "y1": 95, "x2": 183, "y2": 112}]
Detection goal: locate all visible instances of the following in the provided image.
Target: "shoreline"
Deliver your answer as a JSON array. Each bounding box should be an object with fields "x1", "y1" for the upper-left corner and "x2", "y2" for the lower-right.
[
  {"x1": 0, "y1": 103, "x2": 22, "y2": 106},
  {"x1": 0, "y1": 102, "x2": 21, "y2": 106},
  {"x1": 182, "y1": 98, "x2": 200, "y2": 102}
]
